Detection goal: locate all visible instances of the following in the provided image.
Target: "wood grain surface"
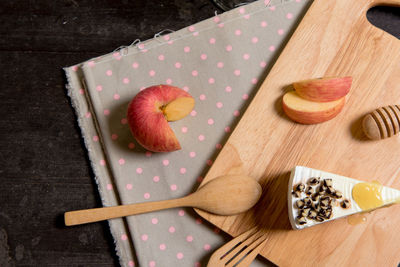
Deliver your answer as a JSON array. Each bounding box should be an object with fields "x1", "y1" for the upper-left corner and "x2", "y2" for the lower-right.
[{"x1": 196, "y1": 0, "x2": 400, "y2": 266}]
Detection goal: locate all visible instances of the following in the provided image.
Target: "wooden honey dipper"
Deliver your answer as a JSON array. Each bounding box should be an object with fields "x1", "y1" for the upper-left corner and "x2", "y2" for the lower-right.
[{"x1": 362, "y1": 105, "x2": 400, "y2": 140}]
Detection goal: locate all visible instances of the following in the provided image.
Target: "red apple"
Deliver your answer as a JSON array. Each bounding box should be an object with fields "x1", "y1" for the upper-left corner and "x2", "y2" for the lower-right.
[
  {"x1": 282, "y1": 91, "x2": 345, "y2": 124},
  {"x1": 293, "y1": 76, "x2": 352, "y2": 102},
  {"x1": 127, "y1": 85, "x2": 195, "y2": 152}
]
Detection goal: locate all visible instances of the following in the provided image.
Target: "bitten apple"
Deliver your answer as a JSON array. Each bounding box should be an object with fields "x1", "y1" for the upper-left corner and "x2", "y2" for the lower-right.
[
  {"x1": 127, "y1": 85, "x2": 195, "y2": 152},
  {"x1": 282, "y1": 91, "x2": 345, "y2": 124},
  {"x1": 293, "y1": 76, "x2": 352, "y2": 102}
]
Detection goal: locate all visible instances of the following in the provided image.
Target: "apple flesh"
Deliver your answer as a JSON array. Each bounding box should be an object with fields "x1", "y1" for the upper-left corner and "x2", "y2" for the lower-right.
[
  {"x1": 127, "y1": 85, "x2": 194, "y2": 152},
  {"x1": 282, "y1": 91, "x2": 345, "y2": 124},
  {"x1": 293, "y1": 76, "x2": 352, "y2": 102}
]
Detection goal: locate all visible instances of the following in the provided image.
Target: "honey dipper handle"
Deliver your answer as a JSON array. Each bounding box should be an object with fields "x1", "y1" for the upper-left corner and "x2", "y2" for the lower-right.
[{"x1": 362, "y1": 105, "x2": 400, "y2": 140}]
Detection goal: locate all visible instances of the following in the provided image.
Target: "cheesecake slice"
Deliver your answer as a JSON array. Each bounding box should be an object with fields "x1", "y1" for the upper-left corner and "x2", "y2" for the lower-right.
[{"x1": 288, "y1": 166, "x2": 400, "y2": 230}]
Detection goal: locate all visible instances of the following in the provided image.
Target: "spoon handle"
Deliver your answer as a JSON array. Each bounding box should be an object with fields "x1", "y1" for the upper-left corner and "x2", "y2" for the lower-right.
[{"x1": 64, "y1": 197, "x2": 189, "y2": 226}]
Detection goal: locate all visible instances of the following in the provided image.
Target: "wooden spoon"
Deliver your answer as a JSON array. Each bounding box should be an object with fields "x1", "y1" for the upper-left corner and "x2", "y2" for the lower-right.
[{"x1": 64, "y1": 175, "x2": 262, "y2": 226}]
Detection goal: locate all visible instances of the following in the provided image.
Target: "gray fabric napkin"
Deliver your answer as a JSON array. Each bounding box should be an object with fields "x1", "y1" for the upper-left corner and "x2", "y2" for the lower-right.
[{"x1": 64, "y1": 0, "x2": 310, "y2": 266}]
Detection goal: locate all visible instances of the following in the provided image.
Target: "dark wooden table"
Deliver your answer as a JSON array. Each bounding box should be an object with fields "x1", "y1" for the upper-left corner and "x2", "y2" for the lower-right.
[{"x1": 0, "y1": 1, "x2": 398, "y2": 266}]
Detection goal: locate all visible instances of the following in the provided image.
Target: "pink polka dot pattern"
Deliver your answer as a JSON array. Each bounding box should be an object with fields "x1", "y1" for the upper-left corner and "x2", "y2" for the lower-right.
[
  {"x1": 88, "y1": 61, "x2": 95, "y2": 67},
  {"x1": 129, "y1": 260, "x2": 135, "y2": 267},
  {"x1": 100, "y1": 160, "x2": 106, "y2": 166},
  {"x1": 79, "y1": 88, "x2": 84, "y2": 95},
  {"x1": 195, "y1": 262, "x2": 201, "y2": 267},
  {"x1": 71, "y1": 3, "x2": 309, "y2": 265},
  {"x1": 141, "y1": 234, "x2": 148, "y2": 241}
]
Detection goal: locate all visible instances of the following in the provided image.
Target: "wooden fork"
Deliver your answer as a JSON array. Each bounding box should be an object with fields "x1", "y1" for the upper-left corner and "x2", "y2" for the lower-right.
[{"x1": 207, "y1": 227, "x2": 268, "y2": 267}]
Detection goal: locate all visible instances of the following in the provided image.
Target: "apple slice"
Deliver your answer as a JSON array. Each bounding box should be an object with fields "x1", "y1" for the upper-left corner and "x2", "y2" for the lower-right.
[
  {"x1": 127, "y1": 85, "x2": 194, "y2": 152},
  {"x1": 293, "y1": 76, "x2": 352, "y2": 102},
  {"x1": 162, "y1": 97, "x2": 195, "y2": 121},
  {"x1": 282, "y1": 91, "x2": 345, "y2": 124}
]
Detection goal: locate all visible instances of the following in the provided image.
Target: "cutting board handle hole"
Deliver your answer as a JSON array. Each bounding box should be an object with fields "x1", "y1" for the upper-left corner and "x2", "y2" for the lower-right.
[{"x1": 366, "y1": 5, "x2": 400, "y2": 39}]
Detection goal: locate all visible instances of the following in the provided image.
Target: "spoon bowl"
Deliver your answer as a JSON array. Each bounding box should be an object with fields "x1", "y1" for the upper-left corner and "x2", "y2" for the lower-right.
[{"x1": 65, "y1": 175, "x2": 262, "y2": 226}]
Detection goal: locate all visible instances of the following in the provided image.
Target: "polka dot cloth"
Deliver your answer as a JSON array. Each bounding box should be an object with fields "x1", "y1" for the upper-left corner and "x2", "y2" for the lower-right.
[{"x1": 65, "y1": 0, "x2": 310, "y2": 266}]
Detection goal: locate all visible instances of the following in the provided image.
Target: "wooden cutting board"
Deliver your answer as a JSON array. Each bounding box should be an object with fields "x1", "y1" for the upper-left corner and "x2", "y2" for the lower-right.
[{"x1": 196, "y1": 0, "x2": 400, "y2": 266}]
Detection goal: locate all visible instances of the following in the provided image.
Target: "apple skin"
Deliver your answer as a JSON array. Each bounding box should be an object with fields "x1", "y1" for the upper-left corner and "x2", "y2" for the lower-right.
[
  {"x1": 127, "y1": 85, "x2": 193, "y2": 152},
  {"x1": 293, "y1": 76, "x2": 352, "y2": 102},
  {"x1": 282, "y1": 91, "x2": 345, "y2": 124}
]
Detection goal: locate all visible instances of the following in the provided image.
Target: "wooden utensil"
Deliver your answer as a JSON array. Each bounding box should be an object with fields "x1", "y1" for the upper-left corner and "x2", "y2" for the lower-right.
[
  {"x1": 207, "y1": 227, "x2": 267, "y2": 267},
  {"x1": 64, "y1": 175, "x2": 261, "y2": 226},
  {"x1": 362, "y1": 105, "x2": 400, "y2": 139},
  {"x1": 196, "y1": 0, "x2": 400, "y2": 266}
]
